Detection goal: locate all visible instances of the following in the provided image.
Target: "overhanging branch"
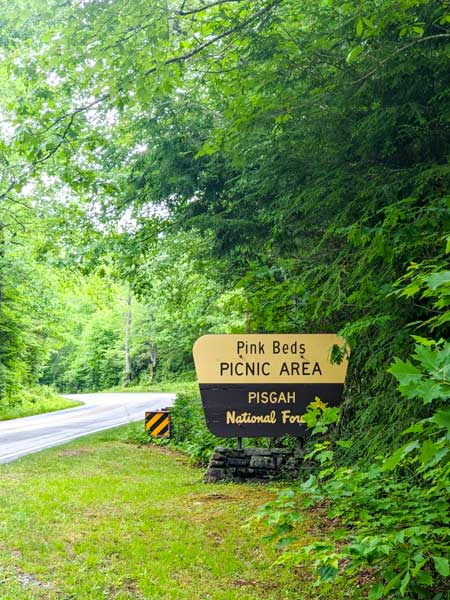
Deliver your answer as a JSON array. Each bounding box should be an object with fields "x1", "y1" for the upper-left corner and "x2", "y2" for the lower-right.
[
  {"x1": 353, "y1": 33, "x2": 450, "y2": 85},
  {"x1": 0, "y1": 0, "x2": 281, "y2": 200},
  {"x1": 177, "y1": 0, "x2": 244, "y2": 17}
]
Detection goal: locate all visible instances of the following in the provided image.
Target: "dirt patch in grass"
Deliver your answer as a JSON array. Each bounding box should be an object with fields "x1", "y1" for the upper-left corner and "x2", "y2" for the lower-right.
[
  {"x1": 58, "y1": 448, "x2": 90, "y2": 457},
  {"x1": 107, "y1": 577, "x2": 143, "y2": 599},
  {"x1": 15, "y1": 572, "x2": 52, "y2": 590},
  {"x1": 142, "y1": 442, "x2": 190, "y2": 461},
  {"x1": 196, "y1": 493, "x2": 233, "y2": 501},
  {"x1": 231, "y1": 577, "x2": 258, "y2": 588}
]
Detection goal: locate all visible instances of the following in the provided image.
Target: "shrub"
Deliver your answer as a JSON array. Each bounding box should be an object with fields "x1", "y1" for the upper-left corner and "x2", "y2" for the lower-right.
[
  {"x1": 124, "y1": 390, "x2": 235, "y2": 465},
  {"x1": 254, "y1": 337, "x2": 450, "y2": 599},
  {"x1": 124, "y1": 388, "x2": 289, "y2": 465}
]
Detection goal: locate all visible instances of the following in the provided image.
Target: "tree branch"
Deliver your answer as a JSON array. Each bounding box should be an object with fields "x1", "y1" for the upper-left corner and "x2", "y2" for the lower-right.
[
  {"x1": 353, "y1": 33, "x2": 450, "y2": 85},
  {"x1": 177, "y1": 0, "x2": 244, "y2": 17},
  {"x1": 146, "y1": 0, "x2": 280, "y2": 75},
  {"x1": 0, "y1": 0, "x2": 281, "y2": 201}
]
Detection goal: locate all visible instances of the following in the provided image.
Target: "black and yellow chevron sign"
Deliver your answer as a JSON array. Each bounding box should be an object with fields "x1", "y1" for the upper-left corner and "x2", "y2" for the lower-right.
[{"x1": 145, "y1": 411, "x2": 171, "y2": 438}]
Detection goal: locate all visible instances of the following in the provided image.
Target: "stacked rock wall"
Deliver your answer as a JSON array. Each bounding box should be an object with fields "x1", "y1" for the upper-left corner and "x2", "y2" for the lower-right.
[{"x1": 204, "y1": 446, "x2": 307, "y2": 483}]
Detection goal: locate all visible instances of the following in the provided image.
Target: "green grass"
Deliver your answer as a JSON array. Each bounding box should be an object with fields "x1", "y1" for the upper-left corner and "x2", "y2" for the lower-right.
[
  {"x1": 0, "y1": 386, "x2": 82, "y2": 422},
  {"x1": 0, "y1": 428, "x2": 355, "y2": 600}
]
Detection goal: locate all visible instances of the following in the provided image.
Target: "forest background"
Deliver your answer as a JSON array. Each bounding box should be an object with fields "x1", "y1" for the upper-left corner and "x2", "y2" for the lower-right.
[
  {"x1": 1, "y1": 0, "x2": 448, "y2": 454},
  {"x1": 0, "y1": 1, "x2": 449, "y2": 596}
]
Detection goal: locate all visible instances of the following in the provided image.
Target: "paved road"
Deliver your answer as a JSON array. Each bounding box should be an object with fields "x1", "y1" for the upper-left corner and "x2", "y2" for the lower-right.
[{"x1": 0, "y1": 392, "x2": 175, "y2": 464}]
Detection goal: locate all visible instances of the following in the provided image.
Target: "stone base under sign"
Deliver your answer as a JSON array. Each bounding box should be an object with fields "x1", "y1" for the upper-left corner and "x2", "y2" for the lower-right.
[{"x1": 204, "y1": 446, "x2": 308, "y2": 483}]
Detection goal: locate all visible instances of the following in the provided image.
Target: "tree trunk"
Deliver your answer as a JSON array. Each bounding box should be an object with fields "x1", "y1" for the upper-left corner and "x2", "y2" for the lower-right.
[
  {"x1": 0, "y1": 224, "x2": 5, "y2": 400},
  {"x1": 0, "y1": 224, "x2": 4, "y2": 315},
  {"x1": 149, "y1": 343, "x2": 157, "y2": 382},
  {"x1": 245, "y1": 310, "x2": 252, "y2": 334},
  {"x1": 123, "y1": 292, "x2": 132, "y2": 387}
]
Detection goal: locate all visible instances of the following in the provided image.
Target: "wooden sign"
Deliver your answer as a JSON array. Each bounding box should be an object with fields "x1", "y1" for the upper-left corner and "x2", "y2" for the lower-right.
[
  {"x1": 145, "y1": 411, "x2": 171, "y2": 438},
  {"x1": 193, "y1": 334, "x2": 348, "y2": 438}
]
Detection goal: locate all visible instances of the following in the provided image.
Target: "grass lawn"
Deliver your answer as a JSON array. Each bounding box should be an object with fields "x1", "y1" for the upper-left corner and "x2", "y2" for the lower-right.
[
  {"x1": 0, "y1": 428, "x2": 356, "y2": 600},
  {"x1": 0, "y1": 387, "x2": 82, "y2": 422}
]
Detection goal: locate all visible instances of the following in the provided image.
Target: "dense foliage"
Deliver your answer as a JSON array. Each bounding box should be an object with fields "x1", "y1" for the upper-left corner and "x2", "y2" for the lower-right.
[
  {"x1": 4, "y1": 0, "x2": 445, "y2": 454},
  {"x1": 253, "y1": 263, "x2": 450, "y2": 599},
  {"x1": 0, "y1": 217, "x2": 67, "y2": 402}
]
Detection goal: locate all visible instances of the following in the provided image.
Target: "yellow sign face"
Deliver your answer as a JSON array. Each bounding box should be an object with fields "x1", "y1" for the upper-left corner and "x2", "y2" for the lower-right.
[
  {"x1": 193, "y1": 334, "x2": 348, "y2": 384},
  {"x1": 193, "y1": 334, "x2": 349, "y2": 438}
]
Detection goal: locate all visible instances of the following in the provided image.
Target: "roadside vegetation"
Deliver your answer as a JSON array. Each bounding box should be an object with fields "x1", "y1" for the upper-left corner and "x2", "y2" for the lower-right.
[
  {"x1": 0, "y1": 386, "x2": 81, "y2": 421},
  {"x1": 107, "y1": 381, "x2": 199, "y2": 396},
  {"x1": 254, "y1": 330, "x2": 450, "y2": 600},
  {"x1": 126, "y1": 388, "x2": 235, "y2": 466}
]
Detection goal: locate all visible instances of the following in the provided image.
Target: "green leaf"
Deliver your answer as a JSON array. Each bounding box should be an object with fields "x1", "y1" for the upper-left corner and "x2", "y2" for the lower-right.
[
  {"x1": 368, "y1": 582, "x2": 384, "y2": 600},
  {"x1": 411, "y1": 336, "x2": 436, "y2": 347},
  {"x1": 419, "y1": 439, "x2": 438, "y2": 465},
  {"x1": 413, "y1": 344, "x2": 439, "y2": 372},
  {"x1": 402, "y1": 421, "x2": 424, "y2": 435},
  {"x1": 318, "y1": 565, "x2": 338, "y2": 581},
  {"x1": 415, "y1": 570, "x2": 433, "y2": 586},
  {"x1": 383, "y1": 440, "x2": 419, "y2": 471},
  {"x1": 384, "y1": 572, "x2": 403, "y2": 593},
  {"x1": 336, "y1": 440, "x2": 353, "y2": 448},
  {"x1": 431, "y1": 408, "x2": 450, "y2": 432},
  {"x1": 276, "y1": 536, "x2": 298, "y2": 548},
  {"x1": 424, "y1": 271, "x2": 450, "y2": 290},
  {"x1": 415, "y1": 380, "x2": 445, "y2": 404},
  {"x1": 363, "y1": 17, "x2": 374, "y2": 29},
  {"x1": 400, "y1": 571, "x2": 410, "y2": 596},
  {"x1": 346, "y1": 46, "x2": 363, "y2": 64},
  {"x1": 322, "y1": 406, "x2": 340, "y2": 424},
  {"x1": 356, "y1": 18, "x2": 363, "y2": 37},
  {"x1": 388, "y1": 358, "x2": 422, "y2": 385},
  {"x1": 433, "y1": 556, "x2": 450, "y2": 577}
]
